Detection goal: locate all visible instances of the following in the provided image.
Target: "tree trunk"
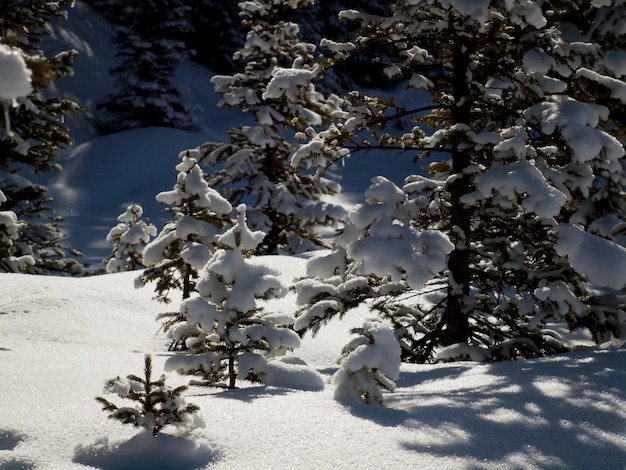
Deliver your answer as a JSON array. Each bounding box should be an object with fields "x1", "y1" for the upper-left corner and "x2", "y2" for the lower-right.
[
  {"x1": 439, "y1": 15, "x2": 472, "y2": 346},
  {"x1": 228, "y1": 352, "x2": 236, "y2": 389}
]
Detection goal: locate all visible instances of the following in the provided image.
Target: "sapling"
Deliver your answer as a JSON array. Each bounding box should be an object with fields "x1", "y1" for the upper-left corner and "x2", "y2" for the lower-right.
[
  {"x1": 96, "y1": 355, "x2": 202, "y2": 436},
  {"x1": 334, "y1": 321, "x2": 401, "y2": 406}
]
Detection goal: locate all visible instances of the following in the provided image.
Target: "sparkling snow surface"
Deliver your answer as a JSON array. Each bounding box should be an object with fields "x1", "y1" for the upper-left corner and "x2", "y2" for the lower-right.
[{"x1": 2, "y1": 261, "x2": 626, "y2": 469}]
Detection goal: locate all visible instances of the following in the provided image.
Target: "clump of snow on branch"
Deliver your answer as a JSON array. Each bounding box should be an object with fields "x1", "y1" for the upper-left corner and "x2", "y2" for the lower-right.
[
  {"x1": 0, "y1": 44, "x2": 32, "y2": 101},
  {"x1": 555, "y1": 225, "x2": 626, "y2": 290},
  {"x1": 0, "y1": 43, "x2": 32, "y2": 137}
]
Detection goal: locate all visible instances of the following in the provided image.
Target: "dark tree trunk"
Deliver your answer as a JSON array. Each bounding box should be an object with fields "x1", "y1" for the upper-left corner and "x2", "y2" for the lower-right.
[
  {"x1": 439, "y1": 15, "x2": 473, "y2": 346},
  {"x1": 228, "y1": 352, "x2": 236, "y2": 389}
]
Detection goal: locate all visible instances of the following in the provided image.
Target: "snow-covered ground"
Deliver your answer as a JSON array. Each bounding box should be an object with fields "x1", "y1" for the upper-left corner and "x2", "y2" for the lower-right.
[
  {"x1": 2, "y1": 261, "x2": 626, "y2": 469},
  {"x1": 3, "y1": 3, "x2": 626, "y2": 469}
]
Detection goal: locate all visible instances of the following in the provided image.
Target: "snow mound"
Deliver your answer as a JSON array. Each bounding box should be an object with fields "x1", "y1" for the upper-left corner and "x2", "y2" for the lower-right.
[{"x1": 73, "y1": 430, "x2": 219, "y2": 470}]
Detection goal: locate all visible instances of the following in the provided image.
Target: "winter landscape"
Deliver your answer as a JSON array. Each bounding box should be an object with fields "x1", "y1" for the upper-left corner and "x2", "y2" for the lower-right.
[{"x1": 3, "y1": 1, "x2": 626, "y2": 469}]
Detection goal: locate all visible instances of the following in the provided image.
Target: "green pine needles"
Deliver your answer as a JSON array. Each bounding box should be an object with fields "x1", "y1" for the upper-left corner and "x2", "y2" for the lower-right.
[{"x1": 96, "y1": 355, "x2": 202, "y2": 436}]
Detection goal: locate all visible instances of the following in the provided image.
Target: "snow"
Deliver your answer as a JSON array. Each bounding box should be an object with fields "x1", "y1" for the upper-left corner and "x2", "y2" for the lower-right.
[
  {"x1": 555, "y1": 224, "x2": 626, "y2": 290},
  {"x1": 469, "y1": 160, "x2": 568, "y2": 219},
  {"x1": 0, "y1": 44, "x2": 32, "y2": 101},
  {"x1": 3, "y1": 268, "x2": 626, "y2": 468},
  {"x1": 4, "y1": 2, "x2": 626, "y2": 467}
]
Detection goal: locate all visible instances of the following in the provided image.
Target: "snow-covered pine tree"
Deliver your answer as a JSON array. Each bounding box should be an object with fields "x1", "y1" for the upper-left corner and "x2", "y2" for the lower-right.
[
  {"x1": 136, "y1": 154, "x2": 232, "y2": 345},
  {"x1": 96, "y1": 355, "x2": 203, "y2": 437},
  {"x1": 187, "y1": 0, "x2": 346, "y2": 255},
  {"x1": 0, "y1": 1, "x2": 83, "y2": 274},
  {"x1": 104, "y1": 203, "x2": 157, "y2": 273},
  {"x1": 334, "y1": 321, "x2": 401, "y2": 406},
  {"x1": 0, "y1": 189, "x2": 34, "y2": 272},
  {"x1": 293, "y1": 1, "x2": 626, "y2": 362},
  {"x1": 96, "y1": 0, "x2": 196, "y2": 133},
  {"x1": 165, "y1": 204, "x2": 301, "y2": 390}
]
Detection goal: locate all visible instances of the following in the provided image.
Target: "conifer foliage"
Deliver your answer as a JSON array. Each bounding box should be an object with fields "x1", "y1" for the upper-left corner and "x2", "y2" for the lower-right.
[
  {"x1": 97, "y1": 0, "x2": 196, "y2": 133},
  {"x1": 166, "y1": 204, "x2": 301, "y2": 389},
  {"x1": 334, "y1": 322, "x2": 401, "y2": 406},
  {"x1": 104, "y1": 203, "x2": 157, "y2": 273},
  {"x1": 96, "y1": 355, "x2": 202, "y2": 437},
  {"x1": 0, "y1": 189, "x2": 33, "y2": 272},
  {"x1": 188, "y1": 0, "x2": 346, "y2": 255},
  {"x1": 0, "y1": 0, "x2": 83, "y2": 274},
  {"x1": 137, "y1": 154, "x2": 232, "y2": 305},
  {"x1": 293, "y1": 1, "x2": 626, "y2": 362}
]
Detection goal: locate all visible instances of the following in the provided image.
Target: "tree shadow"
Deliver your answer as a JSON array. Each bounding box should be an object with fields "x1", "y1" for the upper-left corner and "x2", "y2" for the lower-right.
[
  {"x1": 73, "y1": 430, "x2": 221, "y2": 470},
  {"x1": 348, "y1": 348, "x2": 626, "y2": 468},
  {"x1": 0, "y1": 429, "x2": 35, "y2": 470},
  {"x1": 208, "y1": 385, "x2": 291, "y2": 403},
  {"x1": 0, "y1": 428, "x2": 26, "y2": 451},
  {"x1": 0, "y1": 456, "x2": 36, "y2": 470}
]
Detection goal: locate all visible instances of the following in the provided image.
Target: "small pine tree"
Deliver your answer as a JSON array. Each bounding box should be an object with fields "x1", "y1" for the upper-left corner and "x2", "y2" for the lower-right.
[
  {"x1": 96, "y1": 355, "x2": 202, "y2": 436},
  {"x1": 97, "y1": 0, "x2": 196, "y2": 133},
  {"x1": 166, "y1": 204, "x2": 300, "y2": 389},
  {"x1": 334, "y1": 321, "x2": 401, "y2": 406},
  {"x1": 294, "y1": 176, "x2": 453, "y2": 355},
  {"x1": 137, "y1": 154, "x2": 232, "y2": 303},
  {"x1": 104, "y1": 203, "x2": 157, "y2": 273},
  {"x1": 136, "y1": 154, "x2": 232, "y2": 349}
]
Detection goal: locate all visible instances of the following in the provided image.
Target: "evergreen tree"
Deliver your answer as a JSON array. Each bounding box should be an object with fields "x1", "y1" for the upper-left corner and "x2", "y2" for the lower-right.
[
  {"x1": 165, "y1": 204, "x2": 301, "y2": 390},
  {"x1": 137, "y1": 153, "x2": 232, "y2": 345},
  {"x1": 138, "y1": 154, "x2": 232, "y2": 302},
  {"x1": 189, "y1": 0, "x2": 346, "y2": 255},
  {"x1": 104, "y1": 203, "x2": 157, "y2": 273},
  {"x1": 97, "y1": 0, "x2": 196, "y2": 133},
  {"x1": 294, "y1": 1, "x2": 626, "y2": 362},
  {"x1": 0, "y1": 0, "x2": 83, "y2": 274},
  {"x1": 96, "y1": 355, "x2": 203, "y2": 437},
  {"x1": 334, "y1": 321, "x2": 401, "y2": 406}
]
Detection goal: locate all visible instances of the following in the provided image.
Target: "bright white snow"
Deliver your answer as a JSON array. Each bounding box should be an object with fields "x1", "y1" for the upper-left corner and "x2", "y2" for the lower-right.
[
  {"x1": 2, "y1": 262, "x2": 626, "y2": 469},
  {"x1": 0, "y1": 44, "x2": 32, "y2": 101}
]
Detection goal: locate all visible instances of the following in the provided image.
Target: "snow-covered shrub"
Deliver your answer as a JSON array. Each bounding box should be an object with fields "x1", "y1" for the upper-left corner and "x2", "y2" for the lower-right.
[
  {"x1": 0, "y1": 190, "x2": 34, "y2": 273},
  {"x1": 104, "y1": 203, "x2": 157, "y2": 273},
  {"x1": 96, "y1": 355, "x2": 203, "y2": 437},
  {"x1": 334, "y1": 322, "x2": 401, "y2": 406},
  {"x1": 165, "y1": 204, "x2": 301, "y2": 389},
  {"x1": 295, "y1": 176, "x2": 453, "y2": 355}
]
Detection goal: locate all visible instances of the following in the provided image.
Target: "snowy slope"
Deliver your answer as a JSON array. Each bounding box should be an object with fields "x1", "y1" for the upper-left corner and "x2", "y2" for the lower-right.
[
  {"x1": 44, "y1": 1, "x2": 416, "y2": 268},
  {"x1": 2, "y1": 260, "x2": 626, "y2": 469}
]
